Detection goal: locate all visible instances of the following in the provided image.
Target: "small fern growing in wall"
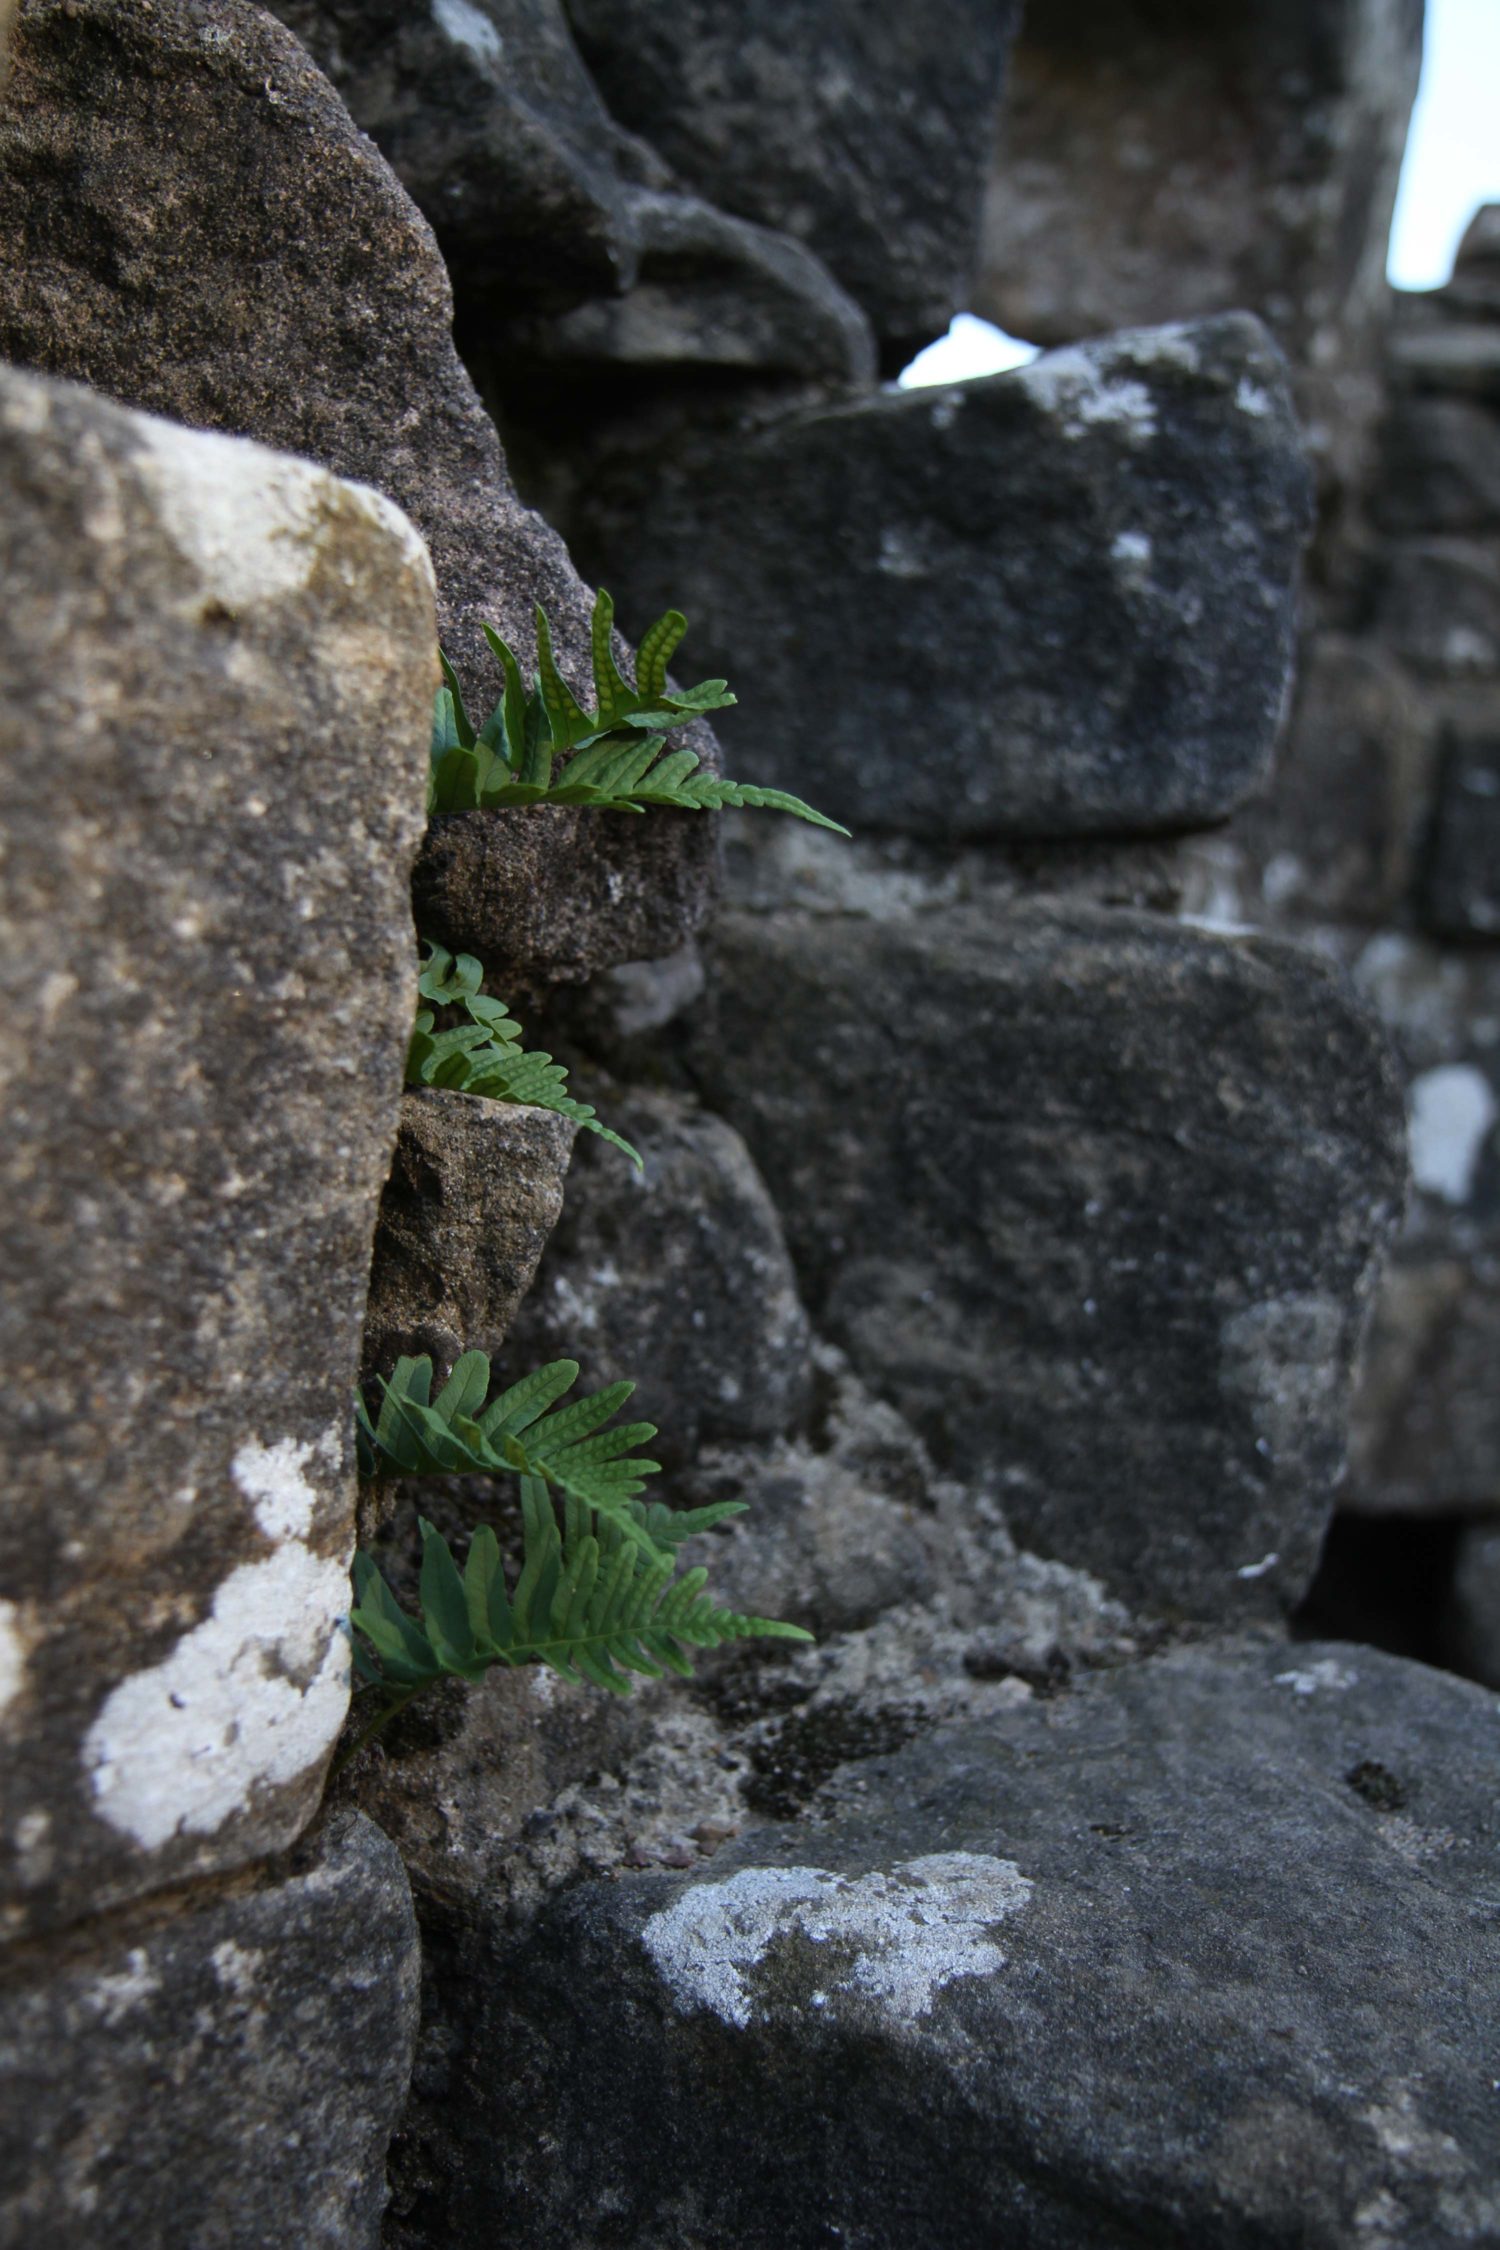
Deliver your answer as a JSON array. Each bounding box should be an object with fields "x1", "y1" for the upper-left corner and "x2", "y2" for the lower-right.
[
  {"x1": 407, "y1": 940, "x2": 640, "y2": 1165},
  {"x1": 347, "y1": 1350, "x2": 809, "y2": 1755},
  {"x1": 429, "y1": 588, "x2": 847, "y2": 833}
]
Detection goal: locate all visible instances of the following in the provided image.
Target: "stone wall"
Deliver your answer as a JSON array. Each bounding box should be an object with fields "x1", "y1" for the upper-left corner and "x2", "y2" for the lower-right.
[{"x1": 3, "y1": 1, "x2": 1497, "y2": 2244}]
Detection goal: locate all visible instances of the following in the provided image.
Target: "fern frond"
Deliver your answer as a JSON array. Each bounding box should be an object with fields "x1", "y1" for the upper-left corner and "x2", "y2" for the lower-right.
[
  {"x1": 406, "y1": 941, "x2": 641, "y2": 1167},
  {"x1": 428, "y1": 590, "x2": 846, "y2": 834},
  {"x1": 355, "y1": 1350, "x2": 667, "y2": 1557},
  {"x1": 349, "y1": 1488, "x2": 811, "y2": 1706}
]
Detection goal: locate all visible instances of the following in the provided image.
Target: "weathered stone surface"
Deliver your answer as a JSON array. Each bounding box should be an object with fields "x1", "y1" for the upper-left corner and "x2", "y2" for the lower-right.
[
  {"x1": 265, "y1": 0, "x2": 656, "y2": 304},
  {"x1": 0, "y1": 364, "x2": 433, "y2": 1938},
  {"x1": 0, "y1": 0, "x2": 717, "y2": 984},
  {"x1": 577, "y1": 317, "x2": 1312, "y2": 841},
  {"x1": 1375, "y1": 397, "x2": 1500, "y2": 534},
  {"x1": 1422, "y1": 727, "x2": 1500, "y2": 937},
  {"x1": 396, "y1": 1639, "x2": 1500, "y2": 2250},
  {"x1": 501, "y1": 188, "x2": 876, "y2": 384},
  {"x1": 562, "y1": 0, "x2": 1022, "y2": 361},
  {"x1": 362, "y1": 1090, "x2": 577, "y2": 1381},
  {"x1": 412, "y1": 792, "x2": 720, "y2": 989},
  {"x1": 1442, "y1": 1520, "x2": 1500, "y2": 1686},
  {"x1": 1376, "y1": 540, "x2": 1500, "y2": 677},
  {"x1": 677, "y1": 903, "x2": 1407, "y2": 1618},
  {"x1": 976, "y1": 0, "x2": 1421, "y2": 502},
  {"x1": 337, "y1": 1348, "x2": 1138, "y2": 1941},
  {"x1": 264, "y1": 2, "x2": 874, "y2": 389},
  {"x1": 0, "y1": 1811, "x2": 419, "y2": 2250},
  {"x1": 499, "y1": 1086, "x2": 813, "y2": 1471}
]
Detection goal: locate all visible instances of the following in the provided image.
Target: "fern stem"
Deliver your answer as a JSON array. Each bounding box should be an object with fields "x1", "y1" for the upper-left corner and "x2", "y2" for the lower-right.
[{"x1": 327, "y1": 1687, "x2": 419, "y2": 1782}]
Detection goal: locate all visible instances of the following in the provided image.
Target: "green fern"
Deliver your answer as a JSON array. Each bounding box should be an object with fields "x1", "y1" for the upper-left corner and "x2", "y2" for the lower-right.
[
  {"x1": 349, "y1": 1481, "x2": 809, "y2": 1706},
  {"x1": 429, "y1": 588, "x2": 847, "y2": 834},
  {"x1": 355, "y1": 1348, "x2": 703, "y2": 1560},
  {"x1": 408, "y1": 940, "x2": 641, "y2": 1168}
]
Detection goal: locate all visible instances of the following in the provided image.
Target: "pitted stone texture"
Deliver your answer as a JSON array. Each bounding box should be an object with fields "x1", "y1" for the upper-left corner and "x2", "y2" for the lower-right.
[
  {"x1": 266, "y1": 0, "x2": 658, "y2": 305},
  {"x1": 681, "y1": 904, "x2": 1406, "y2": 1618},
  {"x1": 362, "y1": 1090, "x2": 577, "y2": 1381},
  {"x1": 412, "y1": 792, "x2": 720, "y2": 990},
  {"x1": 562, "y1": 0, "x2": 1022, "y2": 361},
  {"x1": 0, "y1": 0, "x2": 716, "y2": 984},
  {"x1": 499, "y1": 188, "x2": 877, "y2": 385},
  {"x1": 0, "y1": 366, "x2": 433, "y2": 1938},
  {"x1": 261, "y1": 2, "x2": 875, "y2": 387},
  {"x1": 499, "y1": 1086, "x2": 813, "y2": 1473},
  {"x1": 577, "y1": 317, "x2": 1312, "y2": 841},
  {"x1": 389, "y1": 1640, "x2": 1500, "y2": 2250},
  {"x1": 0, "y1": 1812, "x2": 419, "y2": 2250}
]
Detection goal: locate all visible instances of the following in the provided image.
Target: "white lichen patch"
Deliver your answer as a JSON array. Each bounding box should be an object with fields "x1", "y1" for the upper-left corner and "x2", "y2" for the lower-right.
[
  {"x1": 1274, "y1": 1658, "x2": 1359, "y2": 1697},
  {"x1": 231, "y1": 1428, "x2": 341, "y2": 1542},
  {"x1": 135, "y1": 419, "x2": 326, "y2": 609},
  {"x1": 1111, "y1": 529, "x2": 1153, "y2": 570},
  {"x1": 86, "y1": 1948, "x2": 162, "y2": 2028},
  {"x1": 1409, "y1": 1065, "x2": 1497, "y2": 1204},
  {"x1": 0, "y1": 1598, "x2": 29, "y2": 1720},
  {"x1": 1236, "y1": 378, "x2": 1274, "y2": 417},
  {"x1": 1015, "y1": 349, "x2": 1159, "y2": 444},
  {"x1": 133, "y1": 416, "x2": 432, "y2": 612},
  {"x1": 431, "y1": 0, "x2": 503, "y2": 67},
  {"x1": 82, "y1": 1544, "x2": 352, "y2": 1851},
  {"x1": 641, "y1": 1852, "x2": 1032, "y2": 2031}
]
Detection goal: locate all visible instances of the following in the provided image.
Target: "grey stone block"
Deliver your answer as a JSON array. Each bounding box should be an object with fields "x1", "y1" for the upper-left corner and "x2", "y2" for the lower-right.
[
  {"x1": 578, "y1": 318, "x2": 1312, "y2": 841},
  {"x1": 0, "y1": 364, "x2": 432, "y2": 1938},
  {"x1": 0, "y1": 1813, "x2": 419, "y2": 2250},
  {"x1": 402, "y1": 1640, "x2": 1500, "y2": 2250}
]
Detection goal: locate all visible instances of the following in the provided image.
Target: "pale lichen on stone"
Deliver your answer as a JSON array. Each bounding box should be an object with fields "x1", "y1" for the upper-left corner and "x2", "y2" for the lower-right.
[
  {"x1": 82, "y1": 1543, "x2": 353, "y2": 1851},
  {"x1": 641, "y1": 1852, "x2": 1033, "y2": 2031}
]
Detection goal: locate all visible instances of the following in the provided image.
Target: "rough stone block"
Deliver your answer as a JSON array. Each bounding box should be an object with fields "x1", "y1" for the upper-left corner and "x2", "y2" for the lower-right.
[
  {"x1": 561, "y1": 0, "x2": 1023, "y2": 361},
  {"x1": 362, "y1": 1089, "x2": 578, "y2": 1381},
  {"x1": 683, "y1": 903, "x2": 1407, "y2": 1618},
  {"x1": 260, "y1": 2, "x2": 877, "y2": 389},
  {"x1": 0, "y1": 364, "x2": 433, "y2": 1938},
  {"x1": 0, "y1": 0, "x2": 716, "y2": 985},
  {"x1": 0, "y1": 1812, "x2": 419, "y2": 2250},
  {"x1": 499, "y1": 1086, "x2": 813, "y2": 1471},
  {"x1": 395, "y1": 1640, "x2": 1500, "y2": 2250},
  {"x1": 578, "y1": 317, "x2": 1312, "y2": 841}
]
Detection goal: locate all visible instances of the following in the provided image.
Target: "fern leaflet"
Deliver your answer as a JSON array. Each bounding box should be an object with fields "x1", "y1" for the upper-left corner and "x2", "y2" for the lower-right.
[
  {"x1": 354, "y1": 1349, "x2": 728, "y2": 1560},
  {"x1": 429, "y1": 589, "x2": 847, "y2": 834},
  {"x1": 350, "y1": 1482, "x2": 810, "y2": 1703},
  {"x1": 408, "y1": 940, "x2": 641, "y2": 1168}
]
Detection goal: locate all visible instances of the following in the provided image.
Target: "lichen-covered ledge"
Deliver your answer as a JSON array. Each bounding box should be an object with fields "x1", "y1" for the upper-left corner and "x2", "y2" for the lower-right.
[{"x1": 0, "y1": 365, "x2": 436, "y2": 1940}]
